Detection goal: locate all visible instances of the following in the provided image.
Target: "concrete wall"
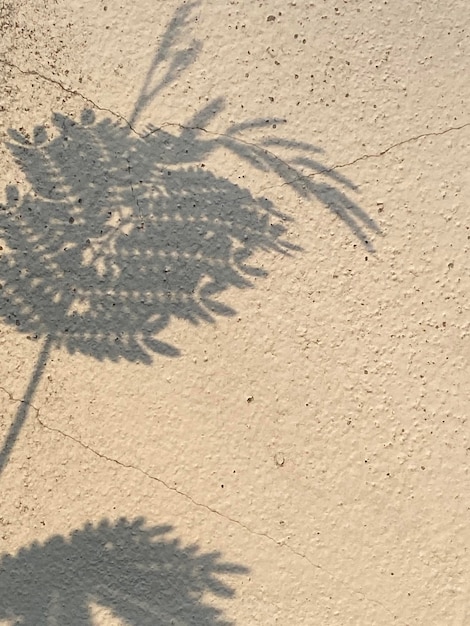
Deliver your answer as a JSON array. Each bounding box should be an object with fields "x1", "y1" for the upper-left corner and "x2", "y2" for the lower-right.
[{"x1": 1, "y1": 1, "x2": 469, "y2": 623}]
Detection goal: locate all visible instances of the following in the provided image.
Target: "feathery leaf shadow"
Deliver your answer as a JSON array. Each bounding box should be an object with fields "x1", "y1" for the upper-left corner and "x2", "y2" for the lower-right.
[
  {"x1": 0, "y1": 517, "x2": 248, "y2": 625},
  {"x1": 0, "y1": 1, "x2": 379, "y2": 474}
]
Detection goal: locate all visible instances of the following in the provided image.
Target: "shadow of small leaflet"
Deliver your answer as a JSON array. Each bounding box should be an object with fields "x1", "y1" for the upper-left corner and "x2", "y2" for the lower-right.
[
  {"x1": 0, "y1": 1, "x2": 379, "y2": 475},
  {"x1": 0, "y1": 517, "x2": 247, "y2": 625}
]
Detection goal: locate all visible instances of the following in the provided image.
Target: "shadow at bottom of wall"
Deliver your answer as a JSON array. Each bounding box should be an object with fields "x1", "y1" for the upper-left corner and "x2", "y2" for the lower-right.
[{"x1": 0, "y1": 516, "x2": 248, "y2": 625}]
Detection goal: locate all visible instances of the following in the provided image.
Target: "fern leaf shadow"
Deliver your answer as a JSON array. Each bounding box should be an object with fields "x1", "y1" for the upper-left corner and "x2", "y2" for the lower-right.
[
  {"x1": 0, "y1": 517, "x2": 248, "y2": 625},
  {"x1": 1, "y1": 110, "x2": 301, "y2": 363},
  {"x1": 0, "y1": 0, "x2": 380, "y2": 475},
  {"x1": 0, "y1": 104, "x2": 379, "y2": 363}
]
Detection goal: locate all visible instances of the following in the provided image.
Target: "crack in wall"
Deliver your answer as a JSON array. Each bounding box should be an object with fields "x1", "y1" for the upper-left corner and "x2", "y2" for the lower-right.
[
  {"x1": 326, "y1": 122, "x2": 470, "y2": 171},
  {"x1": 0, "y1": 386, "x2": 407, "y2": 621},
  {"x1": 0, "y1": 59, "x2": 303, "y2": 206},
  {"x1": 0, "y1": 60, "x2": 139, "y2": 133},
  {"x1": 0, "y1": 385, "x2": 40, "y2": 416},
  {"x1": 144, "y1": 121, "x2": 308, "y2": 185},
  {"x1": 269, "y1": 120, "x2": 470, "y2": 197},
  {"x1": 2, "y1": 59, "x2": 469, "y2": 200}
]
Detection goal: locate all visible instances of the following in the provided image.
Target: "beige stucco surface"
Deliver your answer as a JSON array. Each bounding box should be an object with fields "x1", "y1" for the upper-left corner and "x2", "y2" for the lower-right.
[{"x1": 1, "y1": 1, "x2": 469, "y2": 623}]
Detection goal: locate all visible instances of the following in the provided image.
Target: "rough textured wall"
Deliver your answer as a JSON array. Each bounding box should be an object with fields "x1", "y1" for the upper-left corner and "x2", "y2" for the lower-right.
[{"x1": 0, "y1": 1, "x2": 469, "y2": 624}]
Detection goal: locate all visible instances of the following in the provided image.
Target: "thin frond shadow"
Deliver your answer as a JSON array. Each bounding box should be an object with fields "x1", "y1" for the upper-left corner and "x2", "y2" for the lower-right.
[
  {"x1": 0, "y1": 0, "x2": 380, "y2": 474},
  {"x1": 0, "y1": 517, "x2": 248, "y2": 625}
]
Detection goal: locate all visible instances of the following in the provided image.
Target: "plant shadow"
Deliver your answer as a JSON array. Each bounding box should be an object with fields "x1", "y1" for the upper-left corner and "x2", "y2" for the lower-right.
[
  {"x1": 0, "y1": 517, "x2": 248, "y2": 625},
  {"x1": 0, "y1": 0, "x2": 380, "y2": 364},
  {"x1": 0, "y1": 105, "x2": 379, "y2": 363},
  {"x1": 2, "y1": 105, "x2": 308, "y2": 362},
  {"x1": 0, "y1": 0, "x2": 380, "y2": 474}
]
